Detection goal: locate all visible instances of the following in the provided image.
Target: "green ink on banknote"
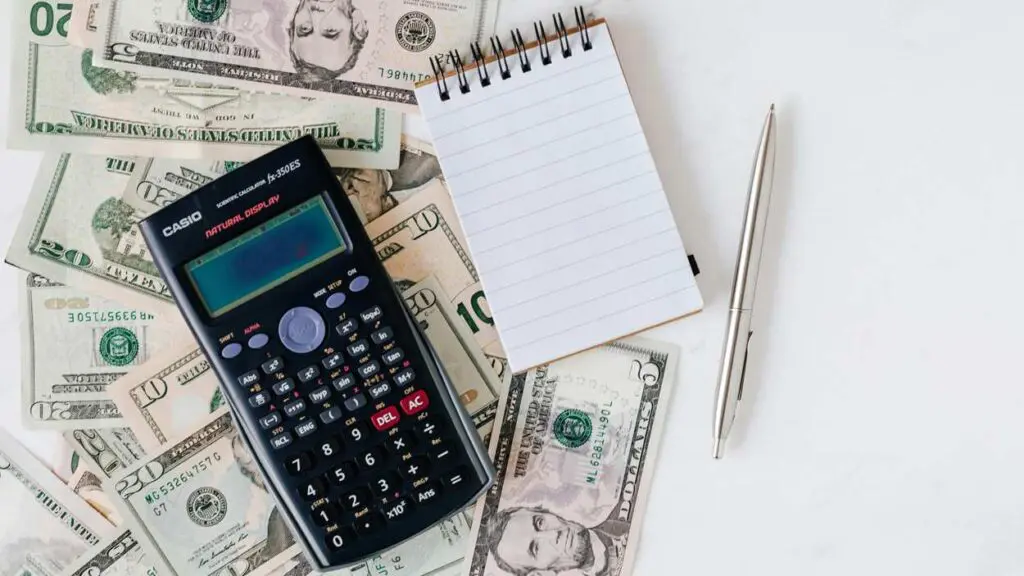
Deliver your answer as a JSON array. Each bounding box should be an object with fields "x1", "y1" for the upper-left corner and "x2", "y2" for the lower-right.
[
  {"x1": 553, "y1": 409, "x2": 592, "y2": 448},
  {"x1": 189, "y1": 0, "x2": 228, "y2": 23},
  {"x1": 99, "y1": 327, "x2": 139, "y2": 366}
]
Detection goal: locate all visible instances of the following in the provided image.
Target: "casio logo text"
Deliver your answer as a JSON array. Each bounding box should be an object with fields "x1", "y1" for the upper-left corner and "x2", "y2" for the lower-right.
[{"x1": 162, "y1": 212, "x2": 203, "y2": 237}]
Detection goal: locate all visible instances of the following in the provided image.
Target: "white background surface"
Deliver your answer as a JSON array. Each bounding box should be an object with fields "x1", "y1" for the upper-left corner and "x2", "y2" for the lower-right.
[{"x1": 2, "y1": 0, "x2": 1023, "y2": 574}]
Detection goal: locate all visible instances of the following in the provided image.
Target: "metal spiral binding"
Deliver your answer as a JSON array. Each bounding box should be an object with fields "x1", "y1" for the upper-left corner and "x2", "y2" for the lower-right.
[{"x1": 429, "y1": 6, "x2": 592, "y2": 102}]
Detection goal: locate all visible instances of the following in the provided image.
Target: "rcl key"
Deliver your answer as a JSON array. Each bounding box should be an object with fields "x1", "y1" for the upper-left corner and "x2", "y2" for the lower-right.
[{"x1": 371, "y1": 406, "x2": 400, "y2": 431}]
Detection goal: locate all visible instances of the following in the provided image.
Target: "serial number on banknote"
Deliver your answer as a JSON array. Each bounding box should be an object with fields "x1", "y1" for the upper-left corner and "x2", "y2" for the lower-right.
[
  {"x1": 378, "y1": 68, "x2": 432, "y2": 84},
  {"x1": 67, "y1": 310, "x2": 157, "y2": 323},
  {"x1": 144, "y1": 453, "x2": 223, "y2": 505}
]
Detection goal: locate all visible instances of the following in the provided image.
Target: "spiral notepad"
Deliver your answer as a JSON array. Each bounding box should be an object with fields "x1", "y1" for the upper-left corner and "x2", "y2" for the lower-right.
[{"x1": 415, "y1": 9, "x2": 703, "y2": 372}]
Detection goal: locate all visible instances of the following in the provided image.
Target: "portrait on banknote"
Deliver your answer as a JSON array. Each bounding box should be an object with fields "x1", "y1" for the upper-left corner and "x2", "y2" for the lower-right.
[
  {"x1": 336, "y1": 142, "x2": 443, "y2": 222},
  {"x1": 288, "y1": 0, "x2": 370, "y2": 82}
]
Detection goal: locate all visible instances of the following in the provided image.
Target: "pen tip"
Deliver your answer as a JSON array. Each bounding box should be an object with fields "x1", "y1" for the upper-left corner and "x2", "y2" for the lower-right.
[
  {"x1": 713, "y1": 437, "x2": 724, "y2": 459},
  {"x1": 769, "y1": 103, "x2": 776, "y2": 114}
]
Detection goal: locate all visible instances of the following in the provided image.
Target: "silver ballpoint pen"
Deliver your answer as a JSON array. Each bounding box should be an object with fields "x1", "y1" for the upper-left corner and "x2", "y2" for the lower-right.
[{"x1": 713, "y1": 104, "x2": 777, "y2": 459}]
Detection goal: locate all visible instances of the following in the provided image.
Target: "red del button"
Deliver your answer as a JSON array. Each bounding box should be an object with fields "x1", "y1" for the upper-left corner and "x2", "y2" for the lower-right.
[
  {"x1": 400, "y1": 390, "x2": 429, "y2": 416},
  {"x1": 371, "y1": 406, "x2": 400, "y2": 431}
]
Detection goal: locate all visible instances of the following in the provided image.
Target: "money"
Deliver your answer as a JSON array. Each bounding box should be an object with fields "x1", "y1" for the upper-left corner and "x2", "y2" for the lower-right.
[
  {"x1": 0, "y1": 428, "x2": 114, "y2": 575},
  {"x1": 122, "y1": 156, "x2": 232, "y2": 214},
  {"x1": 403, "y1": 277, "x2": 499, "y2": 435},
  {"x1": 95, "y1": 0, "x2": 499, "y2": 112},
  {"x1": 364, "y1": 171, "x2": 508, "y2": 381},
  {"x1": 64, "y1": 427, "x2": 146, "y2": 479},
  {"x1": 68, "y1": 466, "x2": 123, "y2": 525},
  {"x1": 108, "y1": 344, "x2": 223, "y2": 451},
  {"x1": 462, "y1": 337, "x2": 680, "y2": 576},
  {"x1": 59, "y1": 529, "x2": 156, "y2": 576},
  {"x1": 9, "y1": 0, "x2": 401, "y2": 169},
  {"x1": 109, "y1": 410, "x2": 298, "y2": 576},
  {"x1": 7, "y1": 153, "x2": 180, "y2": 313},
  {"x1": 67, "y1": 0, "x2": 99, "y2": 48},
  {"x1": 344, "y1": 513, "x2": 474, "y2": 576},
  {"x1": 20, "y1": 273, "x2": 188, "y2": 429}
]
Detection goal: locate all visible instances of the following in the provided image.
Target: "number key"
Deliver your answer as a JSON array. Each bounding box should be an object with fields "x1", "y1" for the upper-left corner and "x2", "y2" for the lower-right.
[
  {"x1": 316, "y1": 438, "x2": 340, "y2": 459},
  {"x1": 358, "y1": 448, "x2": 385, "y2": 471},
  {"x1": 325, "y1": 527, "x2": 355, "y2": 551},
  {"x1": 299, "y1": 478, "x2": 327, "y2": 501},
  {"x1": 327, "y1": 461, "x2": 357, "y2": 486},
  {"x1": 285, "y1": 452, "x2": 313, "y2": 475},
  {"x1": 371, "y1": 472, "x2": 401, "y2": 498},
  {"x1": 347, "y1": 423, "x2": 369, "y2": 444},
  {"x1": 313, "y1": 503, "x2": 340, "y2": 526},
  {"x1": 341, "y1": 487, "x2": 371, "y2": 511}
]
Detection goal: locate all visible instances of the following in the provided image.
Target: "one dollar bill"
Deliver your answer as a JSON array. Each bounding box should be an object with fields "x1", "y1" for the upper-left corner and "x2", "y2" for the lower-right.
[
  {"x1": 9, "y1": 0, "x2": 400, "y2": 168},
  {"x1": 109, "y1": 410, "x2": 298, "y2": 575},
  {"x1": 463, "y1": 337, "x2": 680, "y2": 576},
  {"x1": 20, "y1": 273, "x2": 188, "y2": 429},
  {"x1": 95, "y1": 0, "x2": 498, "y2": 112},
  {"x1": 0, "y1": 427, "x2": 115, "y2": 575}
]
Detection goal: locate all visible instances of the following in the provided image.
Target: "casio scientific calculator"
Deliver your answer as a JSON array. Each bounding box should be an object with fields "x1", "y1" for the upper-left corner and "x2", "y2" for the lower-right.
[{"x1": 139, "y1": 136, "x2": 494, "y2": 570}]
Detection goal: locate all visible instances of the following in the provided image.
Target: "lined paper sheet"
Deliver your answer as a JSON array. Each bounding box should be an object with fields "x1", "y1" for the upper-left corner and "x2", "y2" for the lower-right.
[{"x1": 417, "y1": 21, "x2": 703, "y2": 372}]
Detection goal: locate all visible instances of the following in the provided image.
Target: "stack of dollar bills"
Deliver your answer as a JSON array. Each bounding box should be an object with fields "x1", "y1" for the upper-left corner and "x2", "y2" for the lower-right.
[{"x1": 1, "y1": 2, "x2": 683, "y2": 575}]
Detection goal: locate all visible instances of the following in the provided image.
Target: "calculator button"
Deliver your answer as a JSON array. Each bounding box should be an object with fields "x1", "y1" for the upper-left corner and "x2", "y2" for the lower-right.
[
  {"x1": 344, "y1": 394, "x2": 368, "y2": 412},
  {"x1": 285, "y1": 452, "x2": 313, "y2": 475},
  {"x1": 400, "y1": 390, "x2": 429, "y2": 416},
  {"x1": 367, "y1": 381, "x2": 391, "y2": 400},
  {"x1": 319, "y1": 406, "x2": 343, "y2": 425},
  {"x1": 357, "y1": 361, "x2": 380, "y2": 379},
  {"x1": 358, "y1": 448, "x2": 385, "y2": 471},
  {"x1": 346, "y1": 340, "x2": 370, "y2": 357},
  {"x1": 325, "y1": 292, "x2": 347, "y2": 309},
  {"x1": 386, "y1": 432, "x2": 415, "y2": 454},
  {"x1": 271, "y1": 379, "x2": 295, "y2": 396},
  {"x1": 297, "y1": 365, "x2": 320, "y2": 383},
  {"x1": 279, "y1": 306, "x2": 326, "y2": 354},
  {"x1": 270, "y1": 432, "x2": 293, "y2": 450},
  {"x1": 309, "y1": 386, "x2": 331, "y2": 404},
  {"x1": 238, "y1": 370, "x2": 260, "y2": 387},
  {"x1": 327, "y1": 461, "x2": 357, "y2": 486},
  {"x1": 322, "y1": 352, "x2": 343, "y2": 370},
  {"x1": 383, "y1": 497, "x2": 413, "y2": 522},
  {"x1": 359, "y1": 306, "x2": 383, "y2": 324},
  {"x1": 283, "y1": 399, "x2": 307, "y2": 417},
  {"x1": 316, "y1": 438, "x2": 340, "y2": 459},
  {"x1": 371, "y1": 406, "x2": 400, "y2": 431},
  {"x1": 332, "y1": 373, "x2": 357, "y2": 392},
  {"x1": 431, "y1": 442, "x2": 454, "y2": 465},
  {"x1": 247, "y1": 333, "x2": 269, "y2": 349},
  {"x1": 354, "y1": 511, "x2": 385, "y2": 535},
  {"x1": 414, "y1": 482, "x2": 442, "y2": 505},
  {"x1": 400, "y1": 456, "x2": 430, "y2": 480},
  {"x1": 295, "y1": 420, "x2": 318, "y2": 438},
  {"x1": 248, "y1": 391, "x2": 271, "y2": 408},
  {"x1": 349, "y1": 275, "x2": 370, "y2": 292},
  {"x1": 394, "y1": 368, "x2": 415, "y2": 387},
  {"x1": 313, "y1": 503, "x2": 340, "y2": 526},
  {"x1": 299, "y1": 478, "x2": 327, "y2": 501},
  {"x1": 443, "y1": 467, "x2": 470, "y2": 488},
  {"x1": 259, "y1": 411, "x2": 282, "y2": 430},
  {"x1": 382, "y1": 348, "x2": 404, "y2": 366},
  {"x1": 335, "y1": 318, "x2": 359, "y2": 338},
  {"x1": 325, "y1": 528, "x2": 355, "y2": 551},
  {"x1": 346, "y1": 423, "x2": 369, "y2": 444},
  {"x1": 417, "y1": 418, "x2": 443, "y2": 438},
  {"x1": 261, "y1": 357, "x2": 285, "y2": 374},
  {"x1": 370, "y1": 472, "x2": 401, "y2": 497},
  {"x1": 221, "y1": 342, "x2": 242, "y2": 359},
  {"x1": 341, "y1": 488, "x2": 371, "y2": 511},
  {"x1": 370, "y1": 326, "x2": 394, "y2": 345}
]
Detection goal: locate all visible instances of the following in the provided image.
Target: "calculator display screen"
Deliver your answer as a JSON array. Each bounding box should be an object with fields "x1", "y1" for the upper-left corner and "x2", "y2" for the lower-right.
[{"x1": 185, "y1": 196, "x2": 347, "y2": 317}]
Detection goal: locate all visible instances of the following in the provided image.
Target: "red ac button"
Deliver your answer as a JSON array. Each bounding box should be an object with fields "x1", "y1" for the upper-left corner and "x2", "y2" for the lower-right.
[
  {"x1": 371, "y1": 406, "x2": 400, "y2": 431},
  {"x1": 400, "y1": 390, "x2": 429, "y2": 416}
]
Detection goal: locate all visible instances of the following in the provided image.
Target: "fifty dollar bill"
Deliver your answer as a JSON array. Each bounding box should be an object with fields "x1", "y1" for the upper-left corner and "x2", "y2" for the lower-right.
[
  {"x1": 463, "y1": 337, "x2": 680, "y2": 576},
  {"x1": 10, "y1": 0, "x2": 400, "y2": 168},
  {"x1": 95, "y1": 0, "x2": 498, "y2": 112}
]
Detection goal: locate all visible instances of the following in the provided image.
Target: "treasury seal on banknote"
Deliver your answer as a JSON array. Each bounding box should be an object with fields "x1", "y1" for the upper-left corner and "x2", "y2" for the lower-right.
[
  {"x1": 189, "y1": 0, "x2": 229, "y2": 23},
  {"x1": 553, "y1": 408, "x2": 593, "y2": 448},
  {"x1": 187, "y1": 487, "x2": 229, "y2": 526},
  {"x1": 395, "y1": 11, "x2": 437, "y2": 52},
  {"x1": 99, "y1": 327, "x2": 139, "y2": 366}
]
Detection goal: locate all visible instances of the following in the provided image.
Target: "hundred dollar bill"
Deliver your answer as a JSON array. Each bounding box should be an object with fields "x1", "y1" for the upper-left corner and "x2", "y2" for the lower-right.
[
  {"x1": 64, "y1": 427, "x2": 145, "y2": 479},
  {"x1": 20, "y1": 273, "x2": 188, "y2": 429},
  {"x1": 108, "y1": 344, "x2": 223, "y2": 451},
  {"x1": 9, "y1": 0, "x2": 400, "y2": 169},
  {"x1": 109, "y1": 409, "x2": 298, "y2": 575},
  {"x1": 95, "y1": 0, "x2": 498, "y2": 112},
  {"x1": 462, "y1": 337, "x2": 680, "y2": 576},
  {"x1": 365, "y1": 172, "x2": 508, "y2": 381},
  {"x1": 7, "y1": 153, "x2": 182, "y2": 313},
  {"x1": 59, "y1": 529, "x2": 156, "y2": 576},
  {"x1": 0, "y1": 427, "x2": 115, "y2": 575},
  {"x1": 68, "y1": 466, "x2": 123, "y2": 525}
]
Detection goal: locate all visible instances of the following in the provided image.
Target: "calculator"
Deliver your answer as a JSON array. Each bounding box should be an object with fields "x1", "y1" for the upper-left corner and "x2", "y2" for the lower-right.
[{"x1": 139, "y1": 136, "x2": 495, "y2": 570}]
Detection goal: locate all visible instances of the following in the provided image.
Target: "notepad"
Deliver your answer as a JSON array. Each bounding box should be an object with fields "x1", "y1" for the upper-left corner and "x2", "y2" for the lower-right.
[{"x1": 416, "y1": 16, "x2": 703, "y2": 372}]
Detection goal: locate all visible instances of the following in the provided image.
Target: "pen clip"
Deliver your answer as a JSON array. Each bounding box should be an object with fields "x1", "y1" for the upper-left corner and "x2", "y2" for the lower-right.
[{"x1": 737, "y1": 330, "x2": 753, "y2": 402}]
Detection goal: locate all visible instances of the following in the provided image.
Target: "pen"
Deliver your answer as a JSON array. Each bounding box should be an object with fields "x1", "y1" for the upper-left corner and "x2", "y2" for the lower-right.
[{"x1": 713, "y1": 104, "x2": 777, "y2": 459}]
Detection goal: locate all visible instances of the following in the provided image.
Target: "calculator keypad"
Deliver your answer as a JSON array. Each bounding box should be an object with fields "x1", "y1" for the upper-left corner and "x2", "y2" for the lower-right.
[{"x1": 226, "y1": 275, "x2": 483, "y2": 565}]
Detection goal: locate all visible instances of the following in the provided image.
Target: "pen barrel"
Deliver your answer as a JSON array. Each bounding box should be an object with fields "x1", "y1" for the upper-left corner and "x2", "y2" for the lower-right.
[
  {"x1": 713, "y1": 309, "x2": 752, "y2": 440},
  {"x1": 729, "y1": 109, "x2": 776, "y2": 311}
]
